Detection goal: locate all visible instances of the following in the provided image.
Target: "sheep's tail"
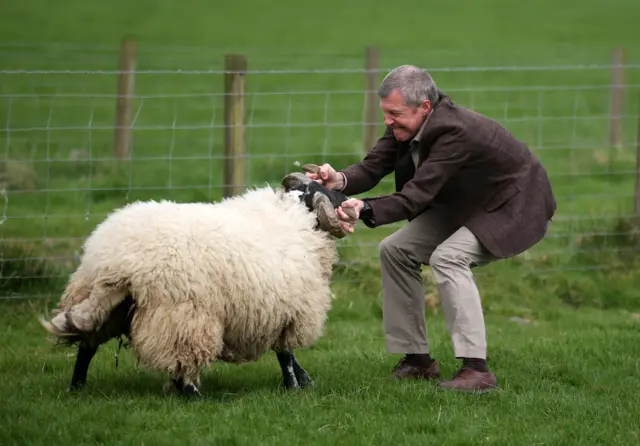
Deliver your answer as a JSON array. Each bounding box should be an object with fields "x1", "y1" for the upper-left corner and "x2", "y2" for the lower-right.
[{"x1": 40, "y1": 272, "x2": 129, "y2": 346}]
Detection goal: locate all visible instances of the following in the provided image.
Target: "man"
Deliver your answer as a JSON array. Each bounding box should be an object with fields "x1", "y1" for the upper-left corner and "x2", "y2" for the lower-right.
[{"x1": 306, "y1": 65, "x2": 556, "y2": 392}]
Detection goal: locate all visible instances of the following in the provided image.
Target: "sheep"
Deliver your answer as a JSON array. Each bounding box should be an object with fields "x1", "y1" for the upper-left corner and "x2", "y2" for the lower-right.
[{"x1": 39, "y1": 165, "x2": 356, "y2": 396}]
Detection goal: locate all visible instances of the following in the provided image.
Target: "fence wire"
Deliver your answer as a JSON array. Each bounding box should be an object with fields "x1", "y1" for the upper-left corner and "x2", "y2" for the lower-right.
[{"x1": 1, "y1": 45, "x2": 639, "y2": 300}]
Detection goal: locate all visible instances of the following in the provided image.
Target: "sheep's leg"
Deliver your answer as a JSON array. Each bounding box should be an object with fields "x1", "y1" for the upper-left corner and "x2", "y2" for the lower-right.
[
  {"x1": 182, "y1": 381, "x2": 201, "y2": 397},
  {"x1": 64, "y1": 297, "x2": 134, "y2": 393},
  {"x1": 170, "y1": 374, "x2": 201, "y2": 397},
  {"x1": 171, "y1": 377, "x2": 184, "y2": 392},
  {"x1": 276, "y1": 349, "x2": 313, "y2": 389},
  {"x1": 290, "y1": 352, "x2": 313, "y2": 388},
  {"x1": 68, "y1": 341, "x2": 98, "y2": 391},
  {"x1": 276, "y1": 350, "x2": 299, "y2": 389}
]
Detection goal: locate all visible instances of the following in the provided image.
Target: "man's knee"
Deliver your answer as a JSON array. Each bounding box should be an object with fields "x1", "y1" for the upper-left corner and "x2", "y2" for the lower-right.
[
  {"x1": 379, "y1": 234, "x2": 399, "y2": 260},
  {"x1": 379, "y1": 233, "x2": 416, "y2": 267},
  {"x1": 430, "y1": 227, "x2": 496, "y2": 271},
  {"x1": 429, "y1": 245, "x2": 470, "y2": 272}
]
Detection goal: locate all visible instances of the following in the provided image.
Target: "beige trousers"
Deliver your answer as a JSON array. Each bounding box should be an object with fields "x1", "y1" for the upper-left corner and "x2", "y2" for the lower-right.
[{"x1": 379, "y1": 208, "x2": 498, "y2": 359}]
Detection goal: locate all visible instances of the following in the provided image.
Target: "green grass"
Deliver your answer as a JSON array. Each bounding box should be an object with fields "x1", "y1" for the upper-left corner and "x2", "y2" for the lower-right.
[
  {"x1": 1, "y1": 0, "x2": 640, "y2": 444},
  {"x1": 1, "y1": 276, "x2": 640, "y2": 445}
]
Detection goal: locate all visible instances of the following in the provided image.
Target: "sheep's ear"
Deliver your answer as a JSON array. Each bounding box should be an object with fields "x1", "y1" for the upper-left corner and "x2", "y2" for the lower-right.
[
  {"x1": 313, "y1": 193, "x2": 348, "y2": 239},
  {"x1": 281, "y1": 172, "x2": 311, "y2": 191}
]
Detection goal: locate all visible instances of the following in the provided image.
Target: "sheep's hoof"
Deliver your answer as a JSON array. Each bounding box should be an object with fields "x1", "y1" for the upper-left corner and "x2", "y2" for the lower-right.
[
  {"x1": 182, "y1": 383, "x2": 201, "y2": 397},
  {"x1": 293, "y1": 363, "x2": 314, "y2": 388},
  {"x1": 171, "y1": 377, "x2": 202, "y2": 397},
  {"x1": 276, "y1": 349, "x2": 313, "y2": 390}
]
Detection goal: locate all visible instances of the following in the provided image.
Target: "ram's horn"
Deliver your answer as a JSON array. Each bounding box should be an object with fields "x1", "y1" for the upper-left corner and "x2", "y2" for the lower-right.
[
  {"x1": 281, "y1": 172, "x2": 311, "y2": 191},
  {"x1": 301, "y1": 163, "x2": 322, "y2": 174},
  {"x1": 280, "y1": 163, "x2": 322, "y2": 191},
  {"x1": 313, "y1": 192, "x2": 348, "y2": 239},
  {"x1": 281, "y1": 163, "x2": 357, "y2": 236}
]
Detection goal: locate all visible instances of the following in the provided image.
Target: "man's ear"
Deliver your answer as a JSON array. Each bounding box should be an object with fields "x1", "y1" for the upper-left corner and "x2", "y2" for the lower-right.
[{"x1": 420, "y1": 99, "x2": 432, "y2": 117}]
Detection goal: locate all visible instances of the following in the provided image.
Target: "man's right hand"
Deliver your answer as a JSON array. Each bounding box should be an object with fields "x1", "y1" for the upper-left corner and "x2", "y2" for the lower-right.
[{"x1": 305, "y1": 163, "x2": 344, "y2": 190}]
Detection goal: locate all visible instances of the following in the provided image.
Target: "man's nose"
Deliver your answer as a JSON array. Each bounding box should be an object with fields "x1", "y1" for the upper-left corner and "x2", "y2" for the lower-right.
[{"x1": 383, "y1": 115, "x2": 394, "y2": 126}]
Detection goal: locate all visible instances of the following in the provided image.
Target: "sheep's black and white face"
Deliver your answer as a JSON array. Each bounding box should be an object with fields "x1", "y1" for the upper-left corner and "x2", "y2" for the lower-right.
[
  {"x1": 281, "y1": 171, "x2": 351, "y2": 239},
  {"x1": 282, "y1": 173, "x2": 348, "y2": 208},
  {"x1": 281, "y1": 173, "x2": 309, "y2": 204}
]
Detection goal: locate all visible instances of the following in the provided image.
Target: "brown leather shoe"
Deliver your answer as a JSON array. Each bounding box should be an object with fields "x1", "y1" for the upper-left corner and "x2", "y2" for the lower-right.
[
  {"x1": 438, "y1": 367, "x2": 498, "y2": 392},
  {"x1": 392, "y1": 357, "x2": 441, "y2": 380}
]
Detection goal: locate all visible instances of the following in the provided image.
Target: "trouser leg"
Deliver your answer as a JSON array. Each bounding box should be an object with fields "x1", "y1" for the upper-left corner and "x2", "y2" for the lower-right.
[
  {"x1": 379, "y1": 209, "x2": 457, "y2": 354},
  {"x1": 429, "y1": 226, "x2": 498, "y2": 359}
]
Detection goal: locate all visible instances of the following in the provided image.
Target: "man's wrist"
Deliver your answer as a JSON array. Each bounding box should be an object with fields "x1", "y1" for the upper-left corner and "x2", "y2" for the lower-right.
[{"x1": 359, "y1": 199, "x2": 373, "y2": 220}]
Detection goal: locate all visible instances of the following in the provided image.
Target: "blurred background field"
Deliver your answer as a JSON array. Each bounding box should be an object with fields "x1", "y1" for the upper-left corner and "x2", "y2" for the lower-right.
[
  {"x1": 2, "y1": 0, "x2": 640, "y2": 300},
  {"x1": 1, "y1": 1, "x2": 640, "y2": 445}
]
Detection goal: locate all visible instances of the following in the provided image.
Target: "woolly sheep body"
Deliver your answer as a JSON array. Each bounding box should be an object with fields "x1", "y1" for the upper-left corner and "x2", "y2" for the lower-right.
[{"x1": 47, "y1": 185, "x2": 339, "y2": 389}]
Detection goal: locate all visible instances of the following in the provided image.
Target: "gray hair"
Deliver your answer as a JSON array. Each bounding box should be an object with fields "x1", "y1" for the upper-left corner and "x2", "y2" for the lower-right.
[{"x1": 378, "y1": 65, "x2": 441, "y2": 106}]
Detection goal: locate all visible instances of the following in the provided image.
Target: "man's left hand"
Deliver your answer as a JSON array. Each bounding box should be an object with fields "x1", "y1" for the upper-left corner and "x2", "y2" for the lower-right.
[{"x1": 337, "y1": 198, "x2": 364, "y2": 233}]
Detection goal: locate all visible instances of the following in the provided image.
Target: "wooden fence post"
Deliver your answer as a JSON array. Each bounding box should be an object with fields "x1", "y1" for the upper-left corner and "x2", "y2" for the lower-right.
[
  {"x1": 634, "y1": 93, "x2": 640, "y2": 215},
  {"x1": 363, "y1": 46, "x2": 380, "y2": 153},
  {"x1": 113, "y1": 38, "x2": 136, "y2": 159},
  {"x1": 609, "y1": 46, "x2": 624, "y2": 149},
  {"x1": 223, "y1": 54, "x2": 247, "y2": 198}
]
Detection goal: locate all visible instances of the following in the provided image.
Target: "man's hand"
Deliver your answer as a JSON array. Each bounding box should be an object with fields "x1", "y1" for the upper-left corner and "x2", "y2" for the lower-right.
[
  {"x1": 305, "y1": 163, "x2": 344, "y2": 190},
  {"x1": 337, "y1": 198, "x2": 364, "y2": 234}
]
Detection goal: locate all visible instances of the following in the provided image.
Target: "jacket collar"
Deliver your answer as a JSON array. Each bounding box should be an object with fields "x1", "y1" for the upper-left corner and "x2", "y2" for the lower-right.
[
  {"x1": 406, "y1": 92, "x2": 451, "y2": 164},
  {"x1": 410, "y1": 91, "x2": 450, "y2": 148}
]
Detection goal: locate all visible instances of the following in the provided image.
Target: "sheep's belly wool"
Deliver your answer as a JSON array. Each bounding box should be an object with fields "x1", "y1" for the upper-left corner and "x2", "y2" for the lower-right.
[{"x1": 62, "y1": 187, "x2": 338, "y2": 375}]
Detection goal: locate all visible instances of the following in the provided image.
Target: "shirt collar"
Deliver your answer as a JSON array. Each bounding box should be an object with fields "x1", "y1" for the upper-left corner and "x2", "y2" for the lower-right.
[{"x1": 410, "y1": 112, "x2": 432, "y2": 149}]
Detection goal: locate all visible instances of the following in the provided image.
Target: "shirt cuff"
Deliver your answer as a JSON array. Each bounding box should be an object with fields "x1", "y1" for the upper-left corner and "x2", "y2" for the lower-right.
[{"x1": 338, "y1": 172, "x2": 347, "y2": 192}]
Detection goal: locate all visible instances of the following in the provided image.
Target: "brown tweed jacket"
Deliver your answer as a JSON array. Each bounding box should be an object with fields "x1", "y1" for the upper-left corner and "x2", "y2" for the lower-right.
[{"x1": 339, "y1": 94, "x2": 557, "y2": 259}]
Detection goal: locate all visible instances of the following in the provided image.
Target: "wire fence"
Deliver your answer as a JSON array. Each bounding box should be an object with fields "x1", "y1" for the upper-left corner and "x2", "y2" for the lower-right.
[{"x1": 1, "y1": 42, "x2": 640, "y2": 300}]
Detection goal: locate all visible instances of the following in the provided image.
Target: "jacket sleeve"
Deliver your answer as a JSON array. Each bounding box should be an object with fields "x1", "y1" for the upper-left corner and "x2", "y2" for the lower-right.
[
  {"x1": 363, "y1": 132, "x2": 468, "y2": 227},
  {"x1": 337, "y1": 126, "x2": 398, "y2": 196}
]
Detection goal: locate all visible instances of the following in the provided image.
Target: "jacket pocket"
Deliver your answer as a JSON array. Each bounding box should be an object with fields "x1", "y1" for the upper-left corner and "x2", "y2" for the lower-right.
[{"x1": 485, "y1": 183, "x2": 520, "y2": 212}]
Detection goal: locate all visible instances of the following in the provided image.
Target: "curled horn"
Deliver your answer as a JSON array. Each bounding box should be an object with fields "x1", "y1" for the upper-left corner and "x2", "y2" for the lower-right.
[
  {"x1": 299, "y1": 163, "x2": 357, "y2": 220},
  {"x1": 281, "y1": 171, "x2": 311, "y2": 191},
  {"x1": 313, "y1": 193, "x2": 348, "y2": 239},
  {"x1": 280, "y1": 163, "x2": 357, "y2": 238}
]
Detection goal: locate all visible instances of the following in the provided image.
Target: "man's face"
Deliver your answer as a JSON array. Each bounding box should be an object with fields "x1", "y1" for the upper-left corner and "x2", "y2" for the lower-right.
[{"x1": 380, "y1": 89, "x2": 431, "y2": 141}]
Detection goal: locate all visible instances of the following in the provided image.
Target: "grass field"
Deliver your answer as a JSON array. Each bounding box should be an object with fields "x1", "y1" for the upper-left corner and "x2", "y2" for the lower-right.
[{"x1": 1, "y1": 0, "x2": 640, "y2": 444}]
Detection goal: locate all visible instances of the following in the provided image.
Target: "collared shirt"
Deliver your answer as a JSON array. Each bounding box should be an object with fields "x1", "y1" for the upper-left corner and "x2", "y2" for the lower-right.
[{"x1": 409, "y1": 113, "x2": 432, "y2": 169}]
